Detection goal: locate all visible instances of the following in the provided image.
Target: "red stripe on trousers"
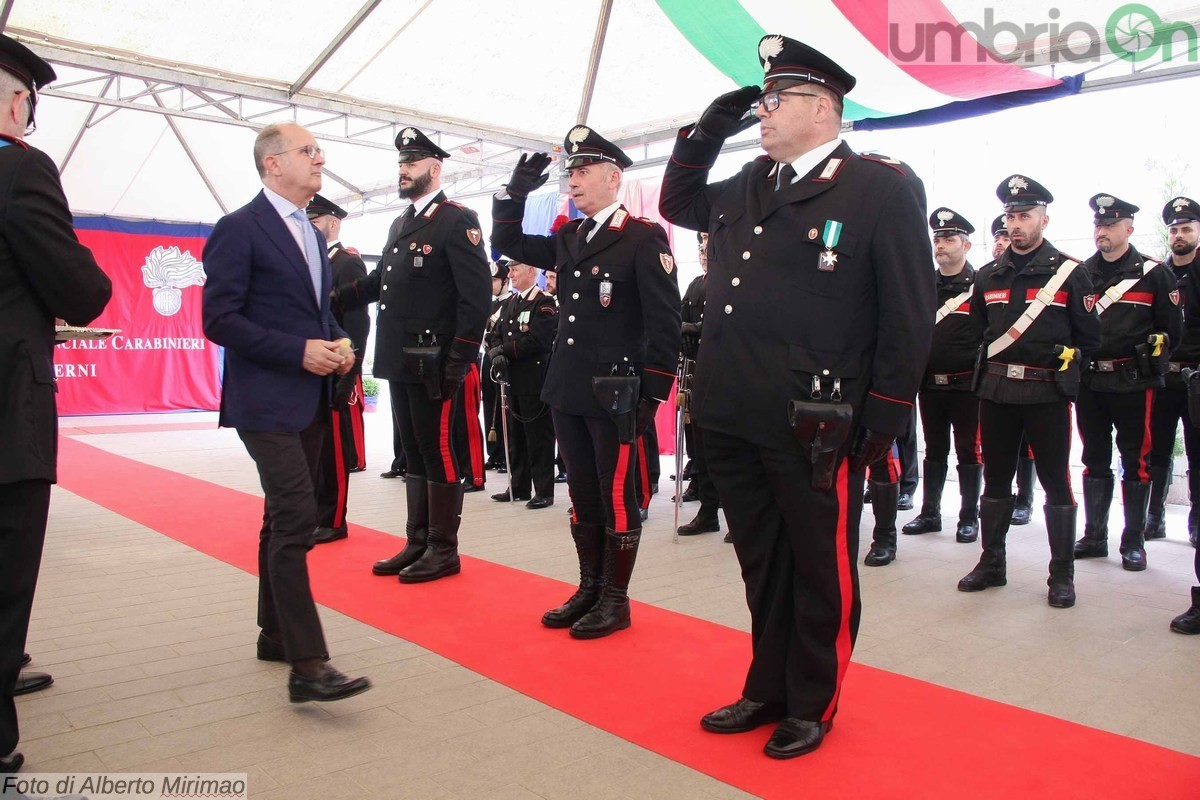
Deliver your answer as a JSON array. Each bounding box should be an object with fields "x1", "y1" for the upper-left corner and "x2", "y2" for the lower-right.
[
  {"x1": 885, "y1": 451, "x2": 900, "y2": 483},
  {"x1": 637, "y1": 436, "x2": 651, "y2": 510},
  {"x1": 351, "y1": 375, "x2": 366, "y2": 469},
  {"x1": 439, "y1": 397, "x2": 458, "y2": 483},
  {"x1": 612, "y1": 443, "x2": 632, "y2": 530},
  {"x1": 465, "y1": 364, "x2": 485, "y2": 486},
  {"x1": 822, "y1": 458, "x2": 853, "y2": 722},
  {"x1": 330, "y1": 407, "x2": 348, "y2": 527},
  {"x1": 1138, "y1": 389, "x2": 1154, "y2": 482}
]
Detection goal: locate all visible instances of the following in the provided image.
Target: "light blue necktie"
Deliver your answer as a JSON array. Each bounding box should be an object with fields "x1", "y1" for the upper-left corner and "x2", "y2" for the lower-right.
[{"x1": 291, "y1": 208, "x2": 322, "y2": 302}]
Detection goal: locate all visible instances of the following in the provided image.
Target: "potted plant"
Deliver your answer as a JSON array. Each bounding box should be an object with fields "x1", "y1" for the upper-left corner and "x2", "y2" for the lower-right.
[{"x1": 361, "y1": 376, "x2": 379, "y2": 413}]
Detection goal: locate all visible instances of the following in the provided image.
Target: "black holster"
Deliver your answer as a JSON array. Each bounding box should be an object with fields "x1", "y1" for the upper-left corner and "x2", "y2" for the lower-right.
[
  {"x1": 971, "y1": 345, "x2": 985, "y2": 392},
  {"x1": 1137, "y1": 333, "x2": 1170, "y2": 382},
  {"x1": 789, "y1": 399, "x2": 854, "y2": 490},
  {"x1": 402, "y1": 346, "x2": 444, "y2": 400},
  {"x1": 1053, "y1": 346, "x2": 1080, "y2": 397},
  {"x1": 1183, "y1": 368, "x2": 1200, "y2": 428},
  {"x1": 592, "y1": 375, "x2": 641, "y2": 444}
]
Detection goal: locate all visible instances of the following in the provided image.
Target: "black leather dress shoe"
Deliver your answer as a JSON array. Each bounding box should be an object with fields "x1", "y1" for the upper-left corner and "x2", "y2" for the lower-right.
[
  {"x1": 463, "y1": 483, "x2": 486, "y2": 493},
  {"x1": 723, "y1": 531, "x2": 734, "y2": 543},
  {"x1": 19, "y1": 653, "x2": 30, "y2": 668},
  {"x1": 257, "y1": 633, "x2": 287, "y2": 662},
  {"x1": 348, "y1": 466, "x2": 365, "y2": 473},
  {"x1": 700, "y1": 698, "x2": 787, "y2": 734},
  {"x1": 492, "y1": 491, "x2": 531, "y2": 502},
  {"x1": 639, "y1": 508, "x2": 649, "y2": 522},
  {"x1": 554, "y1": 471, "x2": 568, "y2": 483},
  {"x1": 313, "y1": 526, "x2": 347, "y2": 544},
  {"x1": 897, "y1": 492, "x2": 914, "y2": 511},
  {"x1": 13, "y1": 672, "x2": 53, "y2": 696},
  {"x1": 380, "y1": 469, "x2": 405, "y2": 479},
  {"x1": 0, "y1": 752, "x2": 23, "y2": 773},
  {"x1": 288, "y1": 667, "x2": 371, "y2": 703},
  {"x1": 763, "y1": 717, "x2": 832, "y2": 759},
  {"x1": 526, "y1": 495, "x2": 554, "y2": 509},
  {"x1": 677, "y1": 515, "x2": 720, "y2": 535}
]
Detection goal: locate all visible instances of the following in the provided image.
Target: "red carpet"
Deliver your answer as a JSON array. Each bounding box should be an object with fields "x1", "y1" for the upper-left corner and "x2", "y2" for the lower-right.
[
  {"x1": 57, "y1": 436, "x2": 1200, "y2": 799},
  {"x1": 59, "y1": 421, "x2": 217, "y2": 436}
]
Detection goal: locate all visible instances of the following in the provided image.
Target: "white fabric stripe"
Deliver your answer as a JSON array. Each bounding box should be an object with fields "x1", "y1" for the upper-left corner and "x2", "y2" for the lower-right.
[
  {"x1": 1095, "y1": 258, "x2": 1159, "y2": 316},
  {"x1": 986, "y1": 258, "x2": 1080, "y2": 359},
  {"x1": 935, "y1": 285, "x2": 974, "y2": 324}
]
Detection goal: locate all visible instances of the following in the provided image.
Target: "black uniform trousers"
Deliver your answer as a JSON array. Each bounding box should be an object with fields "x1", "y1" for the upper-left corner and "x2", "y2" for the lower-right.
[
  {"x1": 636, "y1": 425, "x2": 659, "y2": 511},
  {"x1": 481, "y1": 353, "x2": 504, "y2": 466},
  {"x1": 389, "y1": 381, "x2": 408, "y2": 474},
  {"x1": 0, "y1": 479, "x2": 50, "y2": 757},
  {"x1": 897, "y1": 408, "x2": 919, "y2": 494},
  {"x1": 453, "y1": 362, "x2": 486, "y2": 487},
  {"x1": 237, "y1": 419, "x2": 330, "y2": 663},
  {"x1": 918, "y1": 390, "x2": 981, "y2": 465},
  {"x1": 394, "y1": 383, "x2": 461, "y2": 485},
  {"x1": 1148, "y1": 386, "x2": 1200, "y2": 473},
  {"x1": 979, "y1": 399, "x2": 1074, "y2": 505},
  {"x1": 868, "y1": 449, "x2": 902, "y2": 484},
  {"x1": 507, "y1": 392, "x2": 555, "y2": 498},
  {"x1": 552, "y1": 409, "x2": 640, "y2": 533},
  {"x1": 703, "y1": 427, "x2": 863, "y2": 722},
  {"x1": 1076, "y1": 387, "x2": 1153, "y2": 480},
  {"x1": 690, "y1": 423, "x2": 720, "y2": 514},
  {"x1": 316, "y1": 377, "x2": 365, "y2": 529}
]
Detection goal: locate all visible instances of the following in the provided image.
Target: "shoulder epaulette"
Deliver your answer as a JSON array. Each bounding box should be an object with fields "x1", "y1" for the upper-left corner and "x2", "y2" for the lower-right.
[
  {"x1": 859, "y1": 152, "x2": 911, "y2": 176},
  {"x1": 344, "y1": 245, "x2": 361, "y2": 256}
]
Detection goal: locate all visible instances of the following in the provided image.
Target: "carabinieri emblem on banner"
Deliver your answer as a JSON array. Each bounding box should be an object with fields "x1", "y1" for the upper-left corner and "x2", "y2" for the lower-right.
[{"x1": 818, "y1": 220, "x2": 842, "y2": 271}]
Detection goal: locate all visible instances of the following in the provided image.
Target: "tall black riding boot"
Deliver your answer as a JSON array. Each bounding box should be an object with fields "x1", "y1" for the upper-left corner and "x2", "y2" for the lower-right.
[
  {"x1": 1144, "y1": 463, "x2": 1172, "y2": 539},
  {"x1": 1119, "y1": 481, "x2": 1150, "y2": 571},
  {"x1": 1046, "y1": 504, "x2": 1078, "y2": 608},
  {"x1": 542, "y1": 522, "x2": 605, "y2": 627},
  {"x1": 1074, "y1": 476, "x2": 1113, "y2": 558},
  {"x1": 958, "y1": 496, "x2": 1012, "y2": 591},
  {"x1": 1170, "y1": 587, "x2": 1200, "y2": 634},
  {"x1": 1011, "y1": 456, "x2": 1036, "y2": 525},
  {"x1": 902, "y1": 460, "x2": 946, "y2": 535},
  {"x1": 956, "y1": 463, "x2": 983, "y2": 543},
  {"x1": 865, "y1": 480, "x2": 899, "y2": 566},
  {"x1": 398, "y1": 480, "x2": 463, "y2": 583},
  {"x1": 373, "y1": 475, "x2": 429, "y2": 575},
  {"x1": 570, "y1": 529, "x2": 640, "y2": 639}
]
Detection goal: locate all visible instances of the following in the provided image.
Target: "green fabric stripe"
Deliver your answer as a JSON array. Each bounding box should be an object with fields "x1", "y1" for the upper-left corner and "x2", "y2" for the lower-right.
[{"x1": 654, "y1": 0, "x2": 887, "y2": 120}]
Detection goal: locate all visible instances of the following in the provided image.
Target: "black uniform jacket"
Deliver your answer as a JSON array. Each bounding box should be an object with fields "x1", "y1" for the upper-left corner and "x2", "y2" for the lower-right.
[
  {"x1": 341, "y1": 192, "x2": 490, "y2": 382},
  {"x1": 491, "y1": 198, "x2": 682, "y2": 418},
  {"x1": 0, "y1": 139, "x2": 111, "y2": 484},
  {"x1": 1167, "y1": 255, "x2": 1200, "y2": 386},
  {"x1": 329, "y1": 242, "x2": 370, "y2": 379},
  {"x1": 925, "y1": 263, "x2": 979, "y2": 388},
  {"x1": 487, "y1": 285, "x2": 558, "y2": 396},
  {"x1": 972, "y1": 240, "x2": 1103, "y2": 404},
  {"x1": 681, "y1": 273, "x2": 707, "y2": 326},
  {"x1": 1081, "y1": 246, "x2": 1181, "y2": 392},
  {"x1": 660, "y1": 134, "x2": 935, "y2": 447}
]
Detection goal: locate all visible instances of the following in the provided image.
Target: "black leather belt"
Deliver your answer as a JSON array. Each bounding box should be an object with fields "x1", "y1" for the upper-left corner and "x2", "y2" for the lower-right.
[
  {"x1": 986, "y1": 362, "x2": 1055, "y2": 382},
  {"x1": 926, "y1": 371, "x2": 972, "y2": 388},
  {"x1": 1089, "y1": 357, "x2": 1133, "y2": 373},
  {"x1": 1170, "y1": 362, "x2": 1197, "y2": 373}
]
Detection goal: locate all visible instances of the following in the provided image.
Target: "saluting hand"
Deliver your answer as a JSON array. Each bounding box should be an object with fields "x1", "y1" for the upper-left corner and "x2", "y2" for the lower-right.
[
  {"x1": 696, "y1": 85, "x2": 762, "y2": 141},
  {"x1": 303, "y1": 339, "x2": 346, "y2": 376},
  {"x1": 505, "y1": 153, "x2": 553, "y2": 201}
]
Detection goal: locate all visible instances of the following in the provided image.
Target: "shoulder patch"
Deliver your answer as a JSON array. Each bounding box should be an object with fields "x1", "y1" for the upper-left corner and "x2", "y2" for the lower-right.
[
  {"x1": 859, "y1": 152, "x2": 911, "y2": 176},
  {"x1": 423, "y1": 202, "x2": 440, "y2": 219},
  {"x1": 466, "y1": 229, "x2": 482, "y2": 246}
]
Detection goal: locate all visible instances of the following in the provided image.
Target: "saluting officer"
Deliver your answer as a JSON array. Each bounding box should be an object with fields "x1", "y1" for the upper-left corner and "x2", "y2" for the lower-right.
[
  {"x1": 492, "y1": 126, "x2": 680, "y2": 640},
  {"x1": 1073, "y1": 194, "x2": 1181, "y2": 571},
  {"x1": 487, "y1": 259, "x2": 558, "y2": 508},
  {"x1": 901, "y1": 208, "x2": 983, "y2": 544},
  {"x1": 1147, "y1": 197, "x2": 1200, "y2": 548},
  {"x1": 340, "y1": 127, "x2": 491, "y2": 584},
  {"x1": 307, "y1": 193, "x2": 370, "y2": 544},
  {"x1": 960, "y1": 176, "x2": 1102, "y2": 608},
  {"x1": 660, "y1": 35, "x2": 934, "y2": 758}
]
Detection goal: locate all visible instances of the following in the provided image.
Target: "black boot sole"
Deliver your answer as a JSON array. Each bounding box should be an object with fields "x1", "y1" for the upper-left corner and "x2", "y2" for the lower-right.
[
  {"x1": 398, "y1": 562, "x2": 462, "y2": 584},
  {"x1": 569, "y1": 618, "x2": 631, "y2": 639}
]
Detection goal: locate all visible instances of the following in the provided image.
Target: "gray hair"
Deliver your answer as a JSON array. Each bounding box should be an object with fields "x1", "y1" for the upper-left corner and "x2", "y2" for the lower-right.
[
  {"x1": 253, "y1": 123, "x2": 290, "y2": 178},
  {"x1": 0, "y1": 70, "x2": 30, "y2": 128}
]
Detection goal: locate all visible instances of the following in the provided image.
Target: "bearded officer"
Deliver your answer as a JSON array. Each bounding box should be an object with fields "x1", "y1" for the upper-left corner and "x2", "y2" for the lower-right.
[
  {"x1": 1072, "y1": 194, "x2": 1180, "y2": 572},
  {"x1": 492, "y1": 126, "x2": 681, "y2": 640},
  {"x1": 960, "y1": 175, "x2": 1102, "y2": 608},
  {"x1": 901, "y1": 208, "x2": 983, "y2": 544},
  {"x1": 660, "y1": 35, "x2": 935, "y2": 758},
  {"x1": 307, "y1": 193, "x2": 370, "y2": 543},
  {"x1": 339, "y1": 127, "x2": 491, "y2": 583}
]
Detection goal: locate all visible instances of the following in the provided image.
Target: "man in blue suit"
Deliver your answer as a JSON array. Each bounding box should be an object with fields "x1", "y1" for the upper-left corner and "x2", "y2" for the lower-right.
[{"x1": 203, "y1": 122, "x2": 370, "y2": 704}]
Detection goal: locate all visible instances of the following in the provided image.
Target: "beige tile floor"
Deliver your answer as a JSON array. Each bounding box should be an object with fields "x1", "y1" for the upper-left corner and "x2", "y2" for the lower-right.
[{"x1": 14, "y1": 397, "x2": 1200, "y2": 798}]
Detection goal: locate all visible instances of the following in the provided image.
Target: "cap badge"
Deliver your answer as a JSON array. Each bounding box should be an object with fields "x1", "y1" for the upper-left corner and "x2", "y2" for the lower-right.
[
  {"x1": 759, "y1": 35, "x2": 784, "y2": 70},
  {"x1": 1174, "y1": 197, "x2": 1189, "y2": 211},
  {"x1": 1008, "y1": 176, "x2": 1029, "y2": 195},
  {"x1": 400, "y1": 127, "x2": 417, "y2": 145},
  {"x1": 1096, "y1": 195, "x2": 1115, "y2": 208},
  {"x1": 937, "y1": 210, "x2": 954, "y2": 224},
  {"x1": 568, "y1": 126, "x2": 590, "y2": 153}
]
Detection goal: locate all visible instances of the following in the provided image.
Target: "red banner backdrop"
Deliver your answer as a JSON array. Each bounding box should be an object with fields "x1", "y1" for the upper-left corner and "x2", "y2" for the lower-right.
[{"x1": 56, "y1": 216, "x2": 219, "y2": 415}]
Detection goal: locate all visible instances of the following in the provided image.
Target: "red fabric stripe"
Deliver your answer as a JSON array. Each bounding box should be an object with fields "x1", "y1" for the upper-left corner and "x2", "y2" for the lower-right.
[
  {"x1": 869, "y1": 390, "x2": 913, "y2": 407},
  {"x1": 637, "y1": 436, "x2": 651, "y2": 510},
  {"x1": 1024, "y1": 289, "x2": 1067, "y2": 305},
  {"x1": 1138, "y1": 389, "x2": 1154, "y2": 482},
  {"x1": 350, "y1": 377, "x2": 366, "y2": 470},
  {"x1": 612, "y1": 443, "x2": 632, "y2": 530},
  {"x1": 465, "y1": 364, "x2": 485, "y2": 486},
  {"x1": 331, "y1": 407, "x2": 348, "y2": 528},
  {"x1": 885, "y1": 450, "x2": 901, "y2": 483},
  {"x1": 822, "y1": 458, "x2": 854, "y2": 722},
  {"x1": 439, "y1": 397, "x2": 458, "y2": 482},
  {"x1": 1119, "y1": 291, "x2": 1155, "y2": 305},
  {"x1": 832, "y1": 0, "x2": 1060, "y2": 99}
]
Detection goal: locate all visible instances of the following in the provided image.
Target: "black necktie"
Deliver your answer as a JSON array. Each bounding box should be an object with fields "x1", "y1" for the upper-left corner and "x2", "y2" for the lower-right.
[
  {"x1": 776, "y1": 163, "x2": 797, "y2": 191},
  {"x1": 575, "y1": 218, "x2": 596, "y2": 257},
  {"x1": 399, "y1": 204, "x2": 416, "y2": 234}
]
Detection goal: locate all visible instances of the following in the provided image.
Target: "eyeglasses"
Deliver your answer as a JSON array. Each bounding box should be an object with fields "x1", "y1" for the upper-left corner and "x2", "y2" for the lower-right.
[
  {"x1": 272, "y1": 144, "x2": 324, "y2": 160},
  {"x1": 750, "y1": 90, "x2": 818, "y2": 113}
]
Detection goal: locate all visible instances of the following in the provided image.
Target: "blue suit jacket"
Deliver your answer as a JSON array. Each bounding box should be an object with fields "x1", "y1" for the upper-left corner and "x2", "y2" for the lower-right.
[{"x1": 202, "y1": 190, "x2": 348, "y2": 432}]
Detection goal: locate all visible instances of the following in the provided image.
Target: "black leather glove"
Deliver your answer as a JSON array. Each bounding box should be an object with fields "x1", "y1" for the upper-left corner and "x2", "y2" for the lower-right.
[
  {"x1": 333, "y1": 372, "x2": 356, "y2": 406},
  {"x1": 329, "y1": 288, "x2": 343, "y2": 316},
  {"x1": 681, "y1": 321, "x2": 702, "y2": 360},
  {"x1": 849, "y1": 428, "x2": 895, "y2": 474},
  {"x1": 491, "y1": 354, "x2": 509, "y2": 374},
  {"x1": 441, "y1": 357, "x2": 470, "y2": 399},
  {"x1": 505, "y1": 152, "x2": 552, "y2": 201},
  {"x1": 696, "y1": 85, "x2": 761, "y2": 141},
  {"x1": 487, "y1": 345, "x2": 504, "y2": 361},
  {"x1": 635, "y1": 397, "x2": 660, "y2": 437}
]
